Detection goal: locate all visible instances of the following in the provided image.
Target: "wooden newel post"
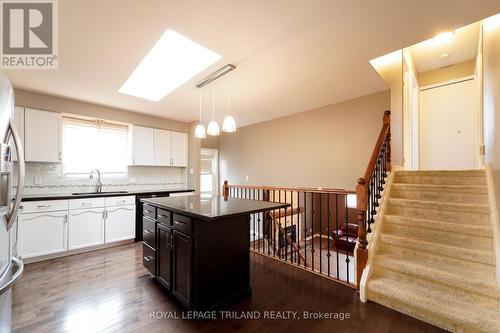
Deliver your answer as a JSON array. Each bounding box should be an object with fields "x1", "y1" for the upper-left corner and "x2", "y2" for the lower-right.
[
  {"x1": 356, "y1": 177, "x2": 368, "y2": 288},
  {"x1": 222, "y1": 180, "x2": 229, "y2": 199},
  {"x1": 383, "y1": 110, "x2": 391, "y2": 171}
]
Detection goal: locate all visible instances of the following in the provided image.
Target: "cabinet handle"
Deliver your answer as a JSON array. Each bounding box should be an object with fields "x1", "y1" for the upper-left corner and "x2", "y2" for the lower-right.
[
  {"x1": 64, "y1": 215, "x2": 68, "y2": 224},
  {"x1": 144, "y1": 209, "x2": 153, "y2": 214},
  {"x1": 158, "y1": 214, "x2": 167, "y2": 219},
  {"x1": 151, "y1": 195, "x2": 157, "y2": 198},
  {"x1": 132, "y1": 156, "x2": 135, "y2": 164},
  {"x1": 174, "y1": 220, "x2": 186, "y2": 225},
  {"x1": 143, "y1": 256, "x2": 153, "y2": 262},
  {"x1": 143, "y1": 229, "x2": 153, "y2": 234},
  {"x1": 36, "y1": 205, "x2": 51, "y2": 209},
  {"x1": 170, "y1": 233, "x2": 174, "y2": 250},
  {"x1": 58, "y1": 152, "x2": 62, "y2": 160}
]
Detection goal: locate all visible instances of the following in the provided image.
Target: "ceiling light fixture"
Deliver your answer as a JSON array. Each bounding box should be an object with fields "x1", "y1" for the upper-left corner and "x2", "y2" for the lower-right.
[
  {"x1": 207, "y1": 86, "x2": 220, "y2": 136},
  {"x1": 119, "y1": 29, "x2": 221, "y2": 101},
  {"x1": 223, "y1": 79, "x2": 236, "y2": 133},
  {"x1": 194, "y1": 91, "x2": 206, "y2": 139}
]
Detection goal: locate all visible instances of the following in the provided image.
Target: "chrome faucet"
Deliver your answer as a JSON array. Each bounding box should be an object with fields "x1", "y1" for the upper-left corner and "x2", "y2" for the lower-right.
[{"x1": 90, "y1": 169, "x2": 102, "y2": 193}]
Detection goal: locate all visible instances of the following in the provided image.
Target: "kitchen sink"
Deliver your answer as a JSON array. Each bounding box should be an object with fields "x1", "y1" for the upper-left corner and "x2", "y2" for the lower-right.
[{"x1": 71, "y1": 191, "x2": 128, "y2": 195}]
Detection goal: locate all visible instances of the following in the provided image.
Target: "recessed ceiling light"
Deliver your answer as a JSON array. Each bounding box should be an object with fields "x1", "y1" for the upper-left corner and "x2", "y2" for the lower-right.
[
  {"x1": 119, "y1": 29, "x2": 222, "y2": 101},
  {"x1": 441, "y1": 53, "x2": 450, "y2": 59}
]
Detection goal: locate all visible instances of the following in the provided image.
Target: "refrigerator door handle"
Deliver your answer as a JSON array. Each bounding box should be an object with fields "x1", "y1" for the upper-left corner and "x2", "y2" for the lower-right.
[
  {"x1": 4, "y1": 118, "x2": 25, "y2": 231},
  {"x1": 0, "y1": 257, "x2": 23, "y2": 296}
]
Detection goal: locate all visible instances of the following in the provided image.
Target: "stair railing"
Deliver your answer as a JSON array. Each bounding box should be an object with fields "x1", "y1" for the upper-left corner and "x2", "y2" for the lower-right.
[{"x1": 356, "y1": 110, "x2": 391, "y2": 287}]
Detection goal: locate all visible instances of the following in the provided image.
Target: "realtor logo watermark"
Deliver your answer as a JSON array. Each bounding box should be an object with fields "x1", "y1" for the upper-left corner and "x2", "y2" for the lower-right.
[{"x1": 1, "y1": 0, "x2": 58, "y2": 68}]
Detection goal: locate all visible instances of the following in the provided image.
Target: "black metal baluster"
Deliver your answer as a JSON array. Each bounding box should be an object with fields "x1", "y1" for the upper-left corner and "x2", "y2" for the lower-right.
[
  {"x1": 272, "y1": 190, "x2": 276, "y2": 257},
  {"x1": 345, "y1": 194, "x2": 350, "y2": 284},
  {"x1": 327, "y1": 193, "x2": 331, "y2": 277},
  {"x1": 303, "y1": 191, "x2": 307, "y2": 268},
  {"x1": 291, "y1": 190, "x2": 294, "y2": 263},
  {"x1": 335, "y1": 194, "x2": 339, "y2": 278},
  {"x1": 319, "y1": 192, "x2": 322, "y2": 274},
  {"x1": 311, "y1": 193, "x2": 315, "y2": 271}
]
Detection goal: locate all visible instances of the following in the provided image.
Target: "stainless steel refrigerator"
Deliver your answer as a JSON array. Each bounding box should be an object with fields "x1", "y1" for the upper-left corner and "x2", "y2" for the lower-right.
[{"x1": 0, "y1": 71, "x2": 25, "y2": 332}]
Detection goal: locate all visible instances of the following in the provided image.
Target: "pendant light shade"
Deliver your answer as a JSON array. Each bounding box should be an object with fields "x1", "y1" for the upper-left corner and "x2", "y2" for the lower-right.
[
  {"x1": 194, "y1": 91, "x2": 206, "y2": 138},
  {"x1": 207, "y1": 85, "x2": 220, "y2": 136},
  {"x1": 223, "y1": 116, "x2": 236, "y2": 133},
  {"x1": 222, "y1": 78, "x2": 237, "y2": 133},
  {"x1": 194, "y1": 124, "x2": 206, "y2": 138},
  {"x1": 207, "y1": 120, "x2": 220, "y2": 136}
]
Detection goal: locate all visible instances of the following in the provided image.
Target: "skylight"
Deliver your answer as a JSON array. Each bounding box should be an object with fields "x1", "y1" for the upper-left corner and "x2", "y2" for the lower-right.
[{"x1": 119, "y1": 29, "x2": 221, "y2": 101}]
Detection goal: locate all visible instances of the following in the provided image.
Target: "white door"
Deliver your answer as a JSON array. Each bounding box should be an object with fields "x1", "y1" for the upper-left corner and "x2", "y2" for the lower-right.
[
  {"x1": 105, "y1": 205, "x2": 136, "y2": 243},
  {"x1": 130, "y1": 126, "x2": 154, "y2": 165},
  {"x1": 68, "y1": 208, "x2": 105, "y2": 250},
  {"x1": 154, "y1": 129, "x2": 171, "y2": 166},
  {"x1": 420, "y1": 79, "x2": 475, "y2": 170},
  {"x1": 11, "y1": 106, "x2": 24, "y2": 162},
  {"x1": 171, "y1": 131, "x2": 187, "y2": 167},
  {"x1": 18, "y1": 211, "x2": 68, "y2": 258},
  {"x1": 25, "y1": 108, "x2": 62, "y2": 162}
]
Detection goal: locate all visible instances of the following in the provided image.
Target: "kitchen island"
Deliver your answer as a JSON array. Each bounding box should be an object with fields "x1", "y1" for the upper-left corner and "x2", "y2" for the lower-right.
[{"x1": 140, "y1": 195, "x2": 289, "y2": 310}]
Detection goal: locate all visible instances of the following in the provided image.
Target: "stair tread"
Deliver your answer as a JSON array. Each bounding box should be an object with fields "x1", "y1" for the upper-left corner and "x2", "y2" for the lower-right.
[
  {"x1": 391, "y1": 183, "x2": 488, "y2": 192},
  {"x1": 395, "y1": 169, "x2": 486, "y2": 177},
  {"x1": 388, "y1": 198, "x2": 490, "y2": 213},
  {"x1": 368, "y1": 275, "x2": 500, "y2": 332},
  {"x1": 375, "y1": 254, "x2": 498, "y2": 294},
  {"x1": 380, "y1": 233, "x2": 496, "y2": 265},
  {"x1": 383, "y1": 214, "x2": 492, "y2": 236}
]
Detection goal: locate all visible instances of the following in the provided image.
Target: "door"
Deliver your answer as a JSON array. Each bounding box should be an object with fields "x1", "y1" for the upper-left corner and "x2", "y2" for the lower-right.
[
  {"x1": 419, "y1": 79, "x2": 475, "y2": 170},
  {"x1": 18, "y1": 211, "x2": 68, "y2": 258},
  {"x1": 172, "y1": 230, "x2": 192, "y2": 306},
  {"x1": 130, "y1": 126, "x2": 154, "y2": 165},
  {"x1": 170, "y1": 132, "x2": 187, "y2": 167},
  {"x1": 157, "y1": 223, "x2": 172, "y2": 289},
  {"x1": 68, "y1": 208, "x2": 105, "y2": 250},
  {"x1": 154, "y1": 129, "x2": 171, "y2": 166},
  {"x1": 25, "y1": 108, "x2": 62, "y2": 162},
  {"x1": 200, "y1": 149, "x2": 218, "y2": 196},
  {"x1": 105, "y1": 206, "x2": 136, "y2": 243}
]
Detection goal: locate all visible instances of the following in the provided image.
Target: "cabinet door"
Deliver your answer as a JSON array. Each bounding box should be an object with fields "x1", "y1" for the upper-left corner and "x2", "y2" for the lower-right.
[
  {"x1": 170, "y1": 131, "x2": 187, "y2": 167},
  {"x1": 105, "y1": 205, "x2": 136, "y2": 243},
  {"x1": 172, "y1": 230, "x2": 192, "y2": 306},
  {"x1": 18, "y1": 211, "x2": 68, "y2": 258},
  {"x1": 25, "y1": 108, "x2": 62, "y2": 163},
  {"x1": 68, "y1": 208, "x2": 105, "y2": 250},
  {"x1": 11, "y1": 106, "x2": 25, "y2": 161},
  {"x1": 130, "y1": 126, "x2": 154, "y2": 165},
  {"x1": 154, "y1": 129, "x2": 171, "y2": 166},
  {"x1": 157, "y1": 223, "x2": 172, "y2": 289}
]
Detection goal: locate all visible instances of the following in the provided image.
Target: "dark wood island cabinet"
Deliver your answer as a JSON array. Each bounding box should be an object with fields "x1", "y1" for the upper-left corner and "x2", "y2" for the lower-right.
[{"x1": 140, "y1": 195, "x2": 288, "y2": 310}]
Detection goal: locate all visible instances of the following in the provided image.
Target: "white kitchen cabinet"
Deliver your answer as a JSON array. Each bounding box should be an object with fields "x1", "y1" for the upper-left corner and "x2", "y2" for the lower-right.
[
  {"x1": 25, "y1": 108, "x2": 62, "y2": 162},
  {"x1": 18, "y1": 211, "x2": 68, "y2": 258},
  {"x1": 68, "y1": 208, "x2": 105, "y2": 250},
  {"x1": 129, "y1": 125, "x2": 154, "y2": 166},
  {"x1": 105, "y1": 205, "x2": 136, "y2": 243},
  {"x1": 154, "y1": 129, "x2": 171, "y2": 166},
  {"x1": 11, "y1": 106, "x2": 25, "y2": 161},
  {"x1": 170, "y1": 131, "x2": 188, "y2": 167}
]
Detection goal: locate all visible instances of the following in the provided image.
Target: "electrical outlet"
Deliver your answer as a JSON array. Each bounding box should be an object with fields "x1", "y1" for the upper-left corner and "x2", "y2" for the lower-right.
[
  {"x1": 189, "y1": 168, "x2": 194, "y2": 175},
  {"x1": 34, "y1": 177, "x2": 42, "y2": 185},
  {"x1": 245, "y1": 176, "x2": 249, "y2": 182}
]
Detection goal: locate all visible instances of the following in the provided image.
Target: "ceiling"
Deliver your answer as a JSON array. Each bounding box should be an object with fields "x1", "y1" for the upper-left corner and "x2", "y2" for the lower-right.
[
  {"x1": 409, "y1": 22, "x2": 480, "y2": 73},
  {"x1": 5, "y1": 1, "x2": 500, "y2": 127}
]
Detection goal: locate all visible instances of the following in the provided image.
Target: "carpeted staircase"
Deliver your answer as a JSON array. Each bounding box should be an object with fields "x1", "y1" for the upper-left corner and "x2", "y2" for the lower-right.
[{"x1": 366, "y1": 169, "x2": 500, "y2": 333}]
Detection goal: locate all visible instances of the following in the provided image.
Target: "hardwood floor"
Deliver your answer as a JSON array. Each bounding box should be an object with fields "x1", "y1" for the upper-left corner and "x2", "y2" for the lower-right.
[{"x1": 12, "y1": 243, "x2": 445, "y2": 333}]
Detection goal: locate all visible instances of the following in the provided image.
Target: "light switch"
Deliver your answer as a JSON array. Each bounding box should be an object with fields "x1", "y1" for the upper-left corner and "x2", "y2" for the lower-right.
[
  {"x1": 245, "y1": 176, "x2": 249, "y2": 182},
  {"x1": 189, "y1": 168, "x2": 194, "y2": 175}
]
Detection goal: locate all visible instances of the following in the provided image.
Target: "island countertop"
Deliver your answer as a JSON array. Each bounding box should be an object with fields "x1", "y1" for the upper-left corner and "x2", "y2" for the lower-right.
[{"x1": 141, "y1": 195, "x2": 289, "y2": 221}]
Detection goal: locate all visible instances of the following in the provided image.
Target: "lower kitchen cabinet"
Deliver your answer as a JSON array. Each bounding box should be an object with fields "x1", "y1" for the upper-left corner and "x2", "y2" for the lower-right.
[
  {"x1": 157, "y1": 223, "x2": 172, "y2": 289},
  {"x1": 105, "y1": 205, "x2": 136, "y2": 243},
  {"x1": 18, "y1": 211, "x2": 68, "y2": 258},
  {"x1": 172, "y1": 230, "x2": 192, "y2": 307},
  {"x1": 68, "y1": 208, "x2": 105, "y2": 250}
]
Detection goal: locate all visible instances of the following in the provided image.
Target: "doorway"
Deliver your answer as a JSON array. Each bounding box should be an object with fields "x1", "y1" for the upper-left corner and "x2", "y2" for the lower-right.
[
  {"x1": 200, "y1": 148, "x2": 219, "y2": 196},
  {"x1": 419, "y1": 79, "x2": 475, "y2": 169}
]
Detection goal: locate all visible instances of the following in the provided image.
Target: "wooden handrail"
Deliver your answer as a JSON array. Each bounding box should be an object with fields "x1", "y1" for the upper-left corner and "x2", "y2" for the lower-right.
[
  {"x1": 356, "y1": 110, "x2": 391, "y2": 288},
  {"x1": 223, "y1": 183, "x2": 355, "y2": 195}
]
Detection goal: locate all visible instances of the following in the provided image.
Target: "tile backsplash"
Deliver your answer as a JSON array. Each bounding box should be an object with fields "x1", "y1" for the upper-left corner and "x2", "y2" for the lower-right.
[{"x1": 15, "y1": 163, "x2": 188, "y2": 195}]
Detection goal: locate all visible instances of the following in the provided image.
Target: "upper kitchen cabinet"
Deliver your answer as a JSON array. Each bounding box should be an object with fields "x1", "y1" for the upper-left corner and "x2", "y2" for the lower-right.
[
  {"x1": 129, "y1": 126, "x2": 187, "y2": 167},
  {"x1": 25, "y1": 108, "x2": 62, "y2": 163},
  {"x1": 154, "y1": 129, "x2": 171, "y2": 166},
  {"x1": 170, "y1": 131, "x2": 187, "y2": 167},
  {"x1": 129, "y1": 125, "x2": 155, "y2": 166},
  {"x1": 11, "y1": 106, "x2": 25, "y2": 161}
]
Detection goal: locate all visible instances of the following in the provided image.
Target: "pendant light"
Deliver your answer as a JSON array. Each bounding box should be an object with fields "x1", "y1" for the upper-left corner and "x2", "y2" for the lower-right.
[
  {"x1": 194, "y1": 91, "x2": 206, "y2": 139},
  {"x1": 223, "y1": 78, "x2": 237, "y2": 133},
  {"x1": 207, "y1": 85, "x2": 220, "y2": 136}
]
